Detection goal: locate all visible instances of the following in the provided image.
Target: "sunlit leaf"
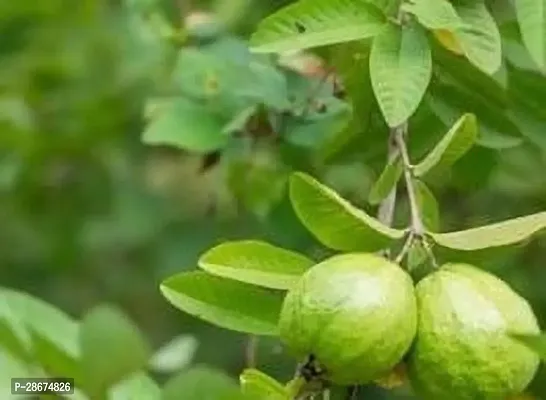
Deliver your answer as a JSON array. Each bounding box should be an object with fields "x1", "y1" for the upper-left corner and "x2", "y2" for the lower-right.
[
  {"x1": 160, "y1": 272, "x2": 284, "y2": 336},
  {"x1": 289, "y1": 172, "x2": 405, "y2": 252},
  {"x1": 149, "y1": 335, "x2": 198, "y2": 373},
  {"x1": 109, "y1": 372, "x2": 161, "y2": 400},
  {"x1": 414, "y1": 113, "x2": 478, "y2": 177},
  {"x1": 199, "y1": 241, "x2": 314, "y2": 290},
  {"x1": 368, "y1": 156, "x2": 403, "y2": 205},
  {"x1": 515, "y1": 0, "x2": 546, "y2": 69},
  {"x1": 370, "y1": 22, "x2": 432, "y2": 127},
  {"x1": 250, "y1": 0, "x2": 385, "y2": 53},
  {"x1": 403, "y1": 0, "x2": 462, "y2": 30},
  {"x1": 240, "y1": 369, "x2": 289, "y2": 399},
  {"x1": 429, "y1": 212, "x2": 546, "y2": 250}
]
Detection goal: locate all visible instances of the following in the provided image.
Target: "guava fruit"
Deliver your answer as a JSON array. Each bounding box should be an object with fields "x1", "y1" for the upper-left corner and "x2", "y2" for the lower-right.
[
  {"x1": 278, "y1": 253, "x2": 417, "y2": 385},
  {"x1": 408, "y1": 263, "x2": 541, "y2": 400}
]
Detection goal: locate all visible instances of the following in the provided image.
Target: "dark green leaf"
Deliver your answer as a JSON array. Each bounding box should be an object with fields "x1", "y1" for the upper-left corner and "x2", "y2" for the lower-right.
[
  {"x1": 199, "y1": 241, "x2": 314, "y2": 290},
  {"x1": 250, "y1": 0, "x2": 385, "y2": 53},
  {"x1": 80, "y1": 305, "x2": 151, "y2": 397},
  {"x1": 370, "y1": 22, "x2": 432, "y2": 127},
  {"x1": 414, "y1": 113, "x2": 478, "y2": 177},
  {"x1": 368, "y1": 156, "x2": 403, "y2": 205},
  {"x1": 160, "y1": 272, "x2": 284, "y2": 336},
  {"x1": 430, "y1": 211, "x2": 546, "y2": 250},
  {"x1": 289, "y1": 172, "x2": 405, "y2": 252},
  {"x1": 414, "y1": 180, "x2": 440, "y2": 232}
]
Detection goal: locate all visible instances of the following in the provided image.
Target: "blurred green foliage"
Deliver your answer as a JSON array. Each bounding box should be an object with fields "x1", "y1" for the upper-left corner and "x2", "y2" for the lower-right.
[{"x1": 0, "y1": 0, "x2": 545, "y2": 399}]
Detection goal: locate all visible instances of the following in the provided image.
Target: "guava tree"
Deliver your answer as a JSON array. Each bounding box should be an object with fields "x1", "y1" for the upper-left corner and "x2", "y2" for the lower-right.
[{"x1": 150, "y1": 0, "x2": 546, "y2": 398}]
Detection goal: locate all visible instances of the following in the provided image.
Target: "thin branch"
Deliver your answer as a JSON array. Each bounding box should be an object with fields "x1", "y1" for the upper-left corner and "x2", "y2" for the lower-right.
[
  {"x1": 245, "y1": 335, "x2": 258, "y2": 368},
  {"x1": 393, "y1": 123, "x2": 425, "y2": 236},
  {"x1": 345, "y1": 385, "x2": 359, "y2": 400},
  {"x1": 395, "y1": 232, "x2": 415, "y2": 264}
]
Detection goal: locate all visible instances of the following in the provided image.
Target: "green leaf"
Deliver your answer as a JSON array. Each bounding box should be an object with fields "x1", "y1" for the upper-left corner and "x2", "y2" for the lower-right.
[
  {"x1": 414, "y1": 113, "x2": 478, "y2": 177},
  {"x1": 429, "y1": 211, "x2": 546, "y2": 250},
  {"x1": 403, "y1": 0, "x2": 462, "y2": 30},
  {"x1": 515, "y1": 0, "x2": 546, "y2": 69},
  {"x1": 249, "y1": 0, "x2": 385, "y2": 54},
  {"x1": 510, "y1": 334, "x2": 546, "y2": 360},
  {"x1": 289, "y1": 172, "x2": 405, "y2": 252},
  {"x1": 142, "y1": 97, "x2": 228, "y2": 154},
  {"x1": 149, "y1": 335, "x2": 198, "y2": 373},
  {"x1": 160, "y1": 272, "x2": 283, "y2": 336},
  {"x1": 199, "y1": 241, "x2": 314, "y2": 290},
  {"x1": 163, "y1": 366, "x2": 247, "y2": 400},
  {"x1": 80, "y1": 305, "x2": 151, "y2": 397},
  {"x1": 370, "y1": 22, "x2": 432, "y2": 127},
  {"x1": 414, "y1": 180, "x2": 440, "y2": 232},
  {"x1": 240, "y1": 369, "x2": 289, "y2": 399},
  {"x1": 109, "y1": 372, "x2": 161, "y2": 400},
  {"x1": 368, "y1": 156, "x2": 403, "y2": 205},
  {"x1": 452, "y1": 0, "x2": 502, "y2": 74}
]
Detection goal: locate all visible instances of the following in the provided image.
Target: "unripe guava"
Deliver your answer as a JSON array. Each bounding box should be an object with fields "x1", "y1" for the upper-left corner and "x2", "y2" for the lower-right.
[
  {"x1": 278, "y1": 253, "x2": 417, "y2": 385},
  {"x1": 408, "y1": 263, "x2": 541, "y2": 400}
]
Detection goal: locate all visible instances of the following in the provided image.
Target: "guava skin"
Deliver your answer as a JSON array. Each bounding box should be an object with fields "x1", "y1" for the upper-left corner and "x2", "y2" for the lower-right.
[
  {"x1": 408, "y1": 263, "x2": 541, "y2": 400},
  {"x1": 278, "y1": 253, "x2": 417, "y2": 385}
]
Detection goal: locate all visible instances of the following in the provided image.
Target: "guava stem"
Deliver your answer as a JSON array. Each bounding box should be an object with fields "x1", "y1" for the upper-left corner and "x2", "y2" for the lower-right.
[{"x1": 345, "y1": 385, "x2": 359, "y2": 399}]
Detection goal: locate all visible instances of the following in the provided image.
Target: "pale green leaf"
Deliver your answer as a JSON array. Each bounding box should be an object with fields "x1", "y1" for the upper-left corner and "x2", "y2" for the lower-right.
[
  {"x1": 81, "y1": 305, "x2": 151, "y2": 397},
  {"x1": 403, "y1": 0, "x2": 462, "y2": 30},
  {"x1": 515, "y1": 0, "x2": 546, "y2": 69},
  {"x1": 370, "y1": 22, "x2": 432, "y2": 127},
  {"x1": 240, "y1": 369, "x2": 289, "y2": 399},
  {"x1": 109, "y1": 372, "x2": 161, "y2": 400},
  {"x1": 249, "y1": 0, "x2": 385, "y2": 54},
  {"x1": 414, "y1": 180, "x2": 440, "y2": 232},
  {"x1": 510, "y1": 333, "x2": 546, "y2": 360},
  {"x1": 289, "y1": 172, "x2": 405, "y2": 252},
  {"x1": 163, "y1": 366, "x2": 247, "y2": 400},
  {"x1": 368, "y1": 156, "x2": 403, "y2": 205},
  {"x1": 199, "y1": 241, "x2": 314, "y2": 290},
  {"x1": 414, "y1": 113, "x2": 478, "y2": 177},
  {"x1": 430, "y1": 211, "x2": 546, "y2": 250},
  {"x1": 142, "y1": 97, "x2": 228, "y2": 153},
  {"x1": 160, "y1": 272, "x2": 283, "y2": 336},
  {"x1": 453, "y1": 0, "x2": 502, "y2": 74},
  {"x1": 149, "y1": 335, "x2": 198, "y2": 373}
]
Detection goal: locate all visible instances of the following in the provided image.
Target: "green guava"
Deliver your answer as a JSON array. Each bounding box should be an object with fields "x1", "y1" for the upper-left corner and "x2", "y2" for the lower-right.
[
  {"x1": 408, "y1": 263, "x2": 541, "y2": 400},
  {"x1": 278, "y1": 253, "x2": 417, "y2": 385}
]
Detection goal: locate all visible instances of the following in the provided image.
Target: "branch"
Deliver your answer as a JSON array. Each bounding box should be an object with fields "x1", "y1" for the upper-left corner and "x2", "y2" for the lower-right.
[
  {"x1": 393, "y1": 123, "x2": 425, "y2": 236},
  {"x1": 245, "y1": 335, "x2": 258, "y2": 368}
]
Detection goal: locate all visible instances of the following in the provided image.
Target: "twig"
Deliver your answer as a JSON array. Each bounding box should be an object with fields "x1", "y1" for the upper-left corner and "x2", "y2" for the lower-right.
[
  {"x1": 245, "y1": 335, "x2": 258, "y2": 368},
  {"x1": 395, "y1": 232, "x2": 415, "y2": 264},
  {"x1": 346, "y1": 385, "x2": 359, "y2": 400},
  {"x1": 393, "y1": 123, "x2": 425, "y2": 236}
]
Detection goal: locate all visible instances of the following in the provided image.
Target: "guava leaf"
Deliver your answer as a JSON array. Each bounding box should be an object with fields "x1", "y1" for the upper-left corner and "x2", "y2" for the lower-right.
[
  {"x1": 403, "y1": 0, "x2": 462, "y2": 30},
  {"x1": 149, "y1": 335, "x2": 198, "y2": 373},
  {"x1": 199, "y1": 241, "x2": 314, "y2": 290},
  {"x1": 368, "y1": 156, "x2": 403, "y2": 205},
  {"x1": 414, "y1": 180, "x2": 440, "y2": 232},
  {"x1": 142, "y1": 97, "x2": 228, "y2": 154},
  {"x1": 515, "y1": 0, "x2": 546, "y2": 69},
  {"x1": 240, "y1": 369, "x2": 290, "y2": 399},
  {"x1": 452, "y1": 0, "x2": 502, "y2": 74},
  {"x1": 370, "y1": 22, "x2": 432, "y2": 127},
  {"x1": 414, "y1": 113, "x2": 478, "y2": 177},
  {"x1": 429, "y1": 211, "x2": 546, "y2": 250},
  {"x1": 80, "y1": 305, "x2": 151, "y2": 397},
  {"x1": 160, "y1": 272, "x2": 283, "y2": 336},
  {"x1": 109, "y1": 372, "x2": 161, "y2": 400},
  {"x1": 510, "y1": 333, "x2": 546, "y2": 360},
  {"x1": 249, "y1": 0, "x2": 385, "y2": 54},
  {"x1": 289, "y1": 172, "x2": 405, "y2": 252}
]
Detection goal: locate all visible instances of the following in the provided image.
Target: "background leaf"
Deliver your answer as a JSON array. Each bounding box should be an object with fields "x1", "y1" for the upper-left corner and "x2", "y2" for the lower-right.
[
  {"x1": 249, "y1": 0, "x2": 385, "y2": 53},
  {"x1": 370, "y1": 22, "x2": 432, "y2": 127},
  {"x1": 414, "y1": 180, "x2": 440, "y2": 232},
  {"x1": 289, "y1": 172, "x2": 405, "y2": 252},
  {"x1": 80, "y1": 305, "x2": 151, "y2": 397},
  {"x1": 109, "y1": 372, "x2": 161, "y2": 400},
  {"x1": 368, "y1": 156, "x2": 403, "y2": 205},
  {"x1": 510, "y1": 333, "x2": 546, "y2": 360},
  {"x1": 199, "y1": 240, "x2": 314, "y2": 290},
  {"x1": 414, "y1": 113, "x2": 478, "y2": 177},
  {"x1": 160, "y1": 272, "x2": 284, "y2": 336},
  {"x1": 515, "y1": 0, "x2": 546, "y2": 69},
  {"x1": 430, "y1": 211, "x2": 546, "y2": 250},
  {"x1": 240, "y1": 369, "x2": 289, "y2": 399},
  {"x1": 403, "y1": 0, "x2": 462, "y2": 30},
  {"x1": 452, "y1": 0, "x2": 502, "y2": 74}
]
